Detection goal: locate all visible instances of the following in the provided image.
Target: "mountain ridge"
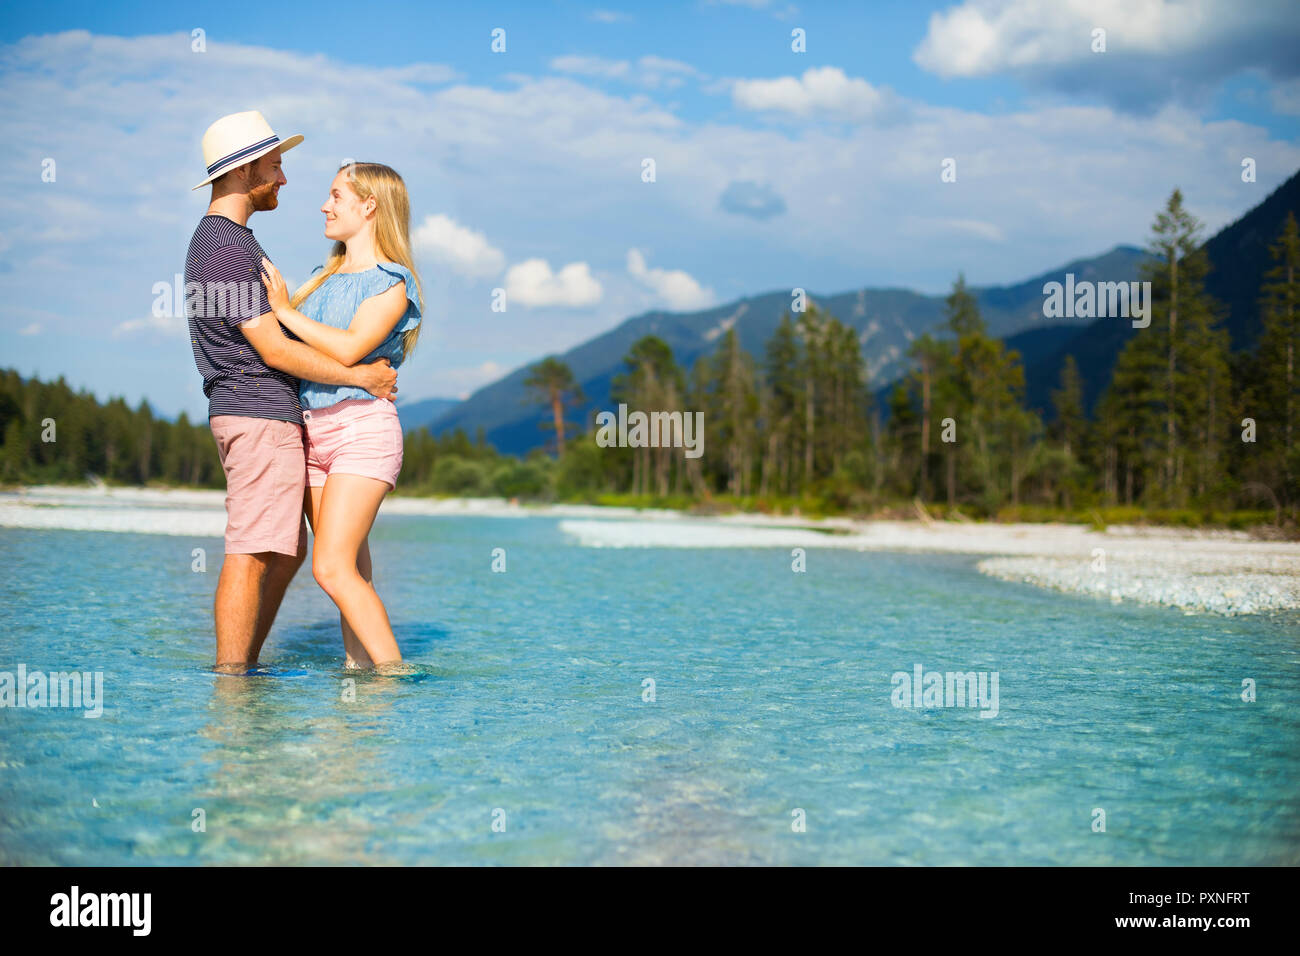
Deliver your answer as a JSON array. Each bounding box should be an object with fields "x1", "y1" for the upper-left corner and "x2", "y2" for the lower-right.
[
  {"x1": 413, "y1": 168, "x2": 1299, "y2": 453},
  {"x1": 421, "y1": 245, "x2": 1150, "y2": 453}
]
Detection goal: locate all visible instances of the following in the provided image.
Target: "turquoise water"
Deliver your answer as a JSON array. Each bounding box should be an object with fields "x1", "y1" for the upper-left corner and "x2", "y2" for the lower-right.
[{"x1": 1, "y1": 516, "x2": 1297, "y2": 865}]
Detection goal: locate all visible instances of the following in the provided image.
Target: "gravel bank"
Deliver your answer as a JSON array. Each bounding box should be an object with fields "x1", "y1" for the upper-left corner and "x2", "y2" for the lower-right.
[
  {"x1": 3, "y1": 486, "x2": 1298, "y2": 616},
  {"x1": 557, "y1": 517, "x2": 1300, "y2": 617}
]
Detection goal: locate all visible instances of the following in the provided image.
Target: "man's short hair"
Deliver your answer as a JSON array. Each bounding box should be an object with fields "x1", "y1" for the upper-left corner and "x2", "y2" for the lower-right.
[{"x1": 213, "y1": 157, "x2": 266, "y2": 190}]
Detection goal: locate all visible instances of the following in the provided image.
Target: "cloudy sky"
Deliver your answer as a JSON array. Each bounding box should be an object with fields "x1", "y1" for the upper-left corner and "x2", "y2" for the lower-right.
[{"x1": 2, "y1": 0, "x2": 1298, "y2": 418}]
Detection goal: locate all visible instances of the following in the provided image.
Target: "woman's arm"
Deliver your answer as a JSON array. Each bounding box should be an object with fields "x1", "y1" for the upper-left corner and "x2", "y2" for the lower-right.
[{"x1": 259, "y1": 258, "x2": 407, "y2": 367}]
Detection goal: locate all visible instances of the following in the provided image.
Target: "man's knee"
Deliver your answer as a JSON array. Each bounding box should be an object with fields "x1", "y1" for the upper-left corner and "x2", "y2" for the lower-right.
[
  {"x1": 285, "y1": 543, "x2": 308, "y2": 572},
  {"x1": 259, "y1": 544, "x2": 305, "y2": 577},
  {"x1": 219, "y1": 552, "x2": 275, "y2": 586}
]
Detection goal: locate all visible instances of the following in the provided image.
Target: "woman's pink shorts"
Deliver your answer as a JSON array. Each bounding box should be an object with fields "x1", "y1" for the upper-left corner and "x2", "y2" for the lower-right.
[{"x1": 303, "y1": 398, "x2": 404, "y2": 491}]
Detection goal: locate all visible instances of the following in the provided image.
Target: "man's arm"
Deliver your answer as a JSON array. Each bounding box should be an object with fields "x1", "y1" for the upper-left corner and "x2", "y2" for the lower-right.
[
  {"x1": 239, "y1": 312, "x2": 398, "y2": 398},
  {"x1": 199, "y1": 241, "x2": 398, "y2": 398},
  {"x1": 261, "y1": 258, "x2": 408, "y2": 367}
]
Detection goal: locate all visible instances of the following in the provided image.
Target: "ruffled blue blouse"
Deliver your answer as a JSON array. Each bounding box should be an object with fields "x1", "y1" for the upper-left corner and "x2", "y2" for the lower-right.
[{"x1": 296, "y1": 261, "x2": 422, "y2": 410}]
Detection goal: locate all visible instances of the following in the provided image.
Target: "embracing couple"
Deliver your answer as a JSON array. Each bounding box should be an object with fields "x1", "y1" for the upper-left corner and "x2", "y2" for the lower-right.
[{"x1": 185, "y1": 110, "x2": 421, "y2": 673}]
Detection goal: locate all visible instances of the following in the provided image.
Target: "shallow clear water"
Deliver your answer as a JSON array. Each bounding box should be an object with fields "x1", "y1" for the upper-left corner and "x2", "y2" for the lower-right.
[{"x1": 1, "y1": 516, "x2": 1297, "y2": 865}]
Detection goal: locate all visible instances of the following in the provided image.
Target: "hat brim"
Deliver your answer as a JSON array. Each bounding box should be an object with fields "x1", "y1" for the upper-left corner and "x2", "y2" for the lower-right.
[{"x1": 191, "y1": 134, "x2": 304, "y2": 191}]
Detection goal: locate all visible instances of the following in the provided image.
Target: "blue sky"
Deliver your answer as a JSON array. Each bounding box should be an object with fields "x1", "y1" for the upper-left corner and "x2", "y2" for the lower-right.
[{"x1": 2, "y1": 0, "x2": 1298, "y2": 418}]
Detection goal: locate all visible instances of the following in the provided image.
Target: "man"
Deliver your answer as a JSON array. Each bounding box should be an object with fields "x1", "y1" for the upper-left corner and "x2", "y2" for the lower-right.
[{"x1": 186, "y1": 110, "x2": 398, "y2": 672}]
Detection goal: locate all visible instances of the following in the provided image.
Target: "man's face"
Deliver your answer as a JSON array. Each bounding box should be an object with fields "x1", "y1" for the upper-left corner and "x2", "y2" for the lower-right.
[{"x1": 245, "y1": 148, "x2": 286, "y2": 211}]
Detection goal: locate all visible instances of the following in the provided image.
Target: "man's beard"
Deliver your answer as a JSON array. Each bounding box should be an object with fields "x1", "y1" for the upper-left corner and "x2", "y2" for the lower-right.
[{"x1": 249, "y1": 178, "x2": 279, "y2": 211}]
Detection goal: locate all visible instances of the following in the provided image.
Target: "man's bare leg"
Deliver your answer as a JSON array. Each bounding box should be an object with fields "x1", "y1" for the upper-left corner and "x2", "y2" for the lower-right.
[
  {"x1": 214, "y1": 553, "x2": 273, "y2": 671},
  {"x1": 249, "y1": 544, "x2": 307, "y2": 664}
]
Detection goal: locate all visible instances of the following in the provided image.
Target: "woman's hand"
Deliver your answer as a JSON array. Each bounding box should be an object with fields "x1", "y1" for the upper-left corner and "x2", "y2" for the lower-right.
[{"x1": 259, "y1": 257, "x2": 290, "y2": 314}]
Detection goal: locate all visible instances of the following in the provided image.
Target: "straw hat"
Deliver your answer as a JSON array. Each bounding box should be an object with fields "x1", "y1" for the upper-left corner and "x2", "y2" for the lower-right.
[{"x1": 191, "y1": 110, "x2": 304, "y2": 190}]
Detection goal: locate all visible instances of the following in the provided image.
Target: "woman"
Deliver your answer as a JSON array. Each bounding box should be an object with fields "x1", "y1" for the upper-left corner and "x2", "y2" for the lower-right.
[{"x1": 258, "y1": 161, "x2": 422, "y2": 669}]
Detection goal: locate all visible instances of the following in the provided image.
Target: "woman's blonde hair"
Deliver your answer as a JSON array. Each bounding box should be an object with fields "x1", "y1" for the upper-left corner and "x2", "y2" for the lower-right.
[{"x1": 291, "y1": 162, "x2": 423, "y2": 359}]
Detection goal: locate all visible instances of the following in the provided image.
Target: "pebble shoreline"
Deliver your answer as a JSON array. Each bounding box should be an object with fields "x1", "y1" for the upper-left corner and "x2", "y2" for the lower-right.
[
  {"x1": 977, "y1": 555, "x2": 1300, "y2": 616},
  {"x1": 3, "y1": 486, "x2": 1298, "y2": 617}
]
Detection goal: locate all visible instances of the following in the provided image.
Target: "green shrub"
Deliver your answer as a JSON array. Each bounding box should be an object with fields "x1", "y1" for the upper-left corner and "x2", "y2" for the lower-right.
[
  {"x1": 491, "y1": 459, "x2": 552, "y2": 499},
  {"x1": 431, "y1": 456, "x2": 490, "y2": 496}
]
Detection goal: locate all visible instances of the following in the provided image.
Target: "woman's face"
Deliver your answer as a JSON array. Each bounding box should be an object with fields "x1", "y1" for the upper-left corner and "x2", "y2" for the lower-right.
[{"x1": 321, "y1": 169, "x2": 373, "y2": 241}]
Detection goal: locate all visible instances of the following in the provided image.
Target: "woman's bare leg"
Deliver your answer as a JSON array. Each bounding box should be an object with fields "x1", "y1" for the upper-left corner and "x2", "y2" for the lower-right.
[
  {"x1": 310, "y1": 474, "x2": 401, "y2": 664},
  {"x1": 305, "y1": 484, "x2": 384, "y2": 667},
  {"x1": 341, "y1": 539, "x2": 377, "y2": 668}
]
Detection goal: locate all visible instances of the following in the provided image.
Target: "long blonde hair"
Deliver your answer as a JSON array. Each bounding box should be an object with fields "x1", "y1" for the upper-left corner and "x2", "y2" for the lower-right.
[{"x1": 291, "y1": 162, "x2": 423, "y2": 358}]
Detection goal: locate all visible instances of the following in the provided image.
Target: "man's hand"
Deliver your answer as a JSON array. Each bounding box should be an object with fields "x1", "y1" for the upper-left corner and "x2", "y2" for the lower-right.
[{"x1": 354, "y1": 357, "x2": 398, "y2": 400}]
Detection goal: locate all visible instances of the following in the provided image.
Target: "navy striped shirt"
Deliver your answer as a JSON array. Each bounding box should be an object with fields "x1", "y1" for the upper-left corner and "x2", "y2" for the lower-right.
[{"x1": 185, "y1": 215, "x2": 301, "y2": 422}]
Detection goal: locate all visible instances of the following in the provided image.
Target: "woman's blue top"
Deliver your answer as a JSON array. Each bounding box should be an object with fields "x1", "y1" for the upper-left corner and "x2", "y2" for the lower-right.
[{"x1": 297, "y1": 262, "x2": 422, "y2": 410}]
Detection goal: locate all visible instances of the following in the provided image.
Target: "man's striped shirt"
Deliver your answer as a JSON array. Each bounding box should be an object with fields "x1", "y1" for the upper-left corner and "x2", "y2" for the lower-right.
[{"x1": 185, "y1": 215, "x2": 301, "y2": 422}]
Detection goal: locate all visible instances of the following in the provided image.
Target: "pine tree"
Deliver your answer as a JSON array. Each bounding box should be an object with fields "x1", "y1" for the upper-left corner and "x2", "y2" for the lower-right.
[
  {"x1": 1257, "y1": 211, "x2": 1300, "y2": 503},
  {"x1": 612, "y1": 336, "x2": 682, "y2": 496},
  {"x1": 885, "y1": 381, "x2": 919, "y2": 499},
  {"x1": 795, "y1": 304, "x2": 826, "y2": 487},
  {"x1": 1049, "y1": 354, "x2": 1087, "y2": 508},
  {"x1": 1, "y1": 418, "x2": 24, "y2": 482},
  {"x1": 764, "y1": 315, "x2": 801, "y2": 496},
  {"x1": 523, "y1": 356, "x2": 585, "y2": 456},
  {"x1": 1102, "y1": 189, "x2": 1226, "y2": 506},
  {"x1": 702, "y1": 328, "x2": 758, "y2": 495},
  {"x1": 1050, "y1": 355, "x2": 1085, "y2": 458},
  {"x1": 907, "y1": 332, "x2": 951, "y2": 501}
]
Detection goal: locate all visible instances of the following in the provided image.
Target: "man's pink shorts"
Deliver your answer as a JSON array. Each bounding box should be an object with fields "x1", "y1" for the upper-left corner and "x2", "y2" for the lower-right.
[
  {"x1": 209, "y1": 415, "x2": 309, "y2": 556},
  {"x1": 303, "y1": 398, "x2": 404, "y2": 491}
]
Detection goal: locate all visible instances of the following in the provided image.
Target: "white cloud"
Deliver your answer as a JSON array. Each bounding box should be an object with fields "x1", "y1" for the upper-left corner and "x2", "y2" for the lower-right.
[
  {"x1": 452, "y1": 361, "x2": 504, "y2": 399},
  {"x1": 1271, "y1": 78, "x2": 1300, "y2": 116},
  {"x1": 506, "y1": 259, "x2": 603, "y2": 307},
  {"x1": 635, "y1": 55, "x2": 702, "y2": 89},
  {"x1": 913, "y1": 0, "x2": 1300, "y2": 111},
  {"x1": 915, "y1": 0, "x2": 1238, "y2": 75},
  {"x1": 732, "y1": 67, "x2": 888, "y2": 120},
  {"x1": 413, "y1": 214, "x2": 506, "y2": 278},
  {"x1": 910, "y1": 218, "x2": 1007, "y2": 242},
  {"x1": 550, "y1": 55, "x2": 630, "y2": 80},
  {"x1": 2, "y1": 29, "x2": 1298, "y2": 423},
  {"x1": 411, "y1": 360, "x2": 506, "y2": 400},
  {"x1": 709, "y1": 0, "x2": 800, "y2": 12},
  {"x1": 550, "y1": 54, "x2": 702, "y2": 89},
  {"x1": 114, "y1": 314, "x2": 183, "y2": 337},
  {"x1": 18, "y1": 323, "x2": 40, "y2": 336},
  {"x1": 627, "y1": 249, "x2": 714, "y2": 310},
  {"x1": 379, "y1": 63, "x2": 461, "y2": 85}
]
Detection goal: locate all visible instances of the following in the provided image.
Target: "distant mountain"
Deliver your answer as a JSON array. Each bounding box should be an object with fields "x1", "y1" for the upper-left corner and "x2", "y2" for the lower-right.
[
  {"x1": 397, "y1": 396, "x2": 459, "y2": 433},
  {"x1": 430, "y1": 246, "x2": 1148, "y2": 454},
  {"x1": 426, "y1": 170, "x2": 1299, "y2": 452},
  {"x1": 1203, "y1": 170, "x2": 1300, "y2": 352},
  {"x1": 1003, "y1": 324, "x2": 1091, "y2": 372},
  {"x1": 1023, "y1": 168, "x2": 1300, "y2": 417}
]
